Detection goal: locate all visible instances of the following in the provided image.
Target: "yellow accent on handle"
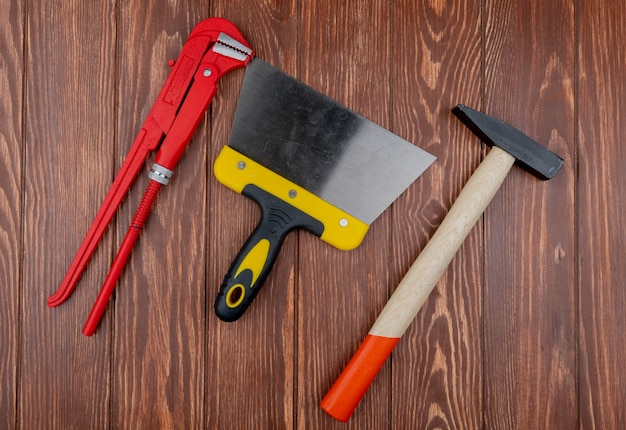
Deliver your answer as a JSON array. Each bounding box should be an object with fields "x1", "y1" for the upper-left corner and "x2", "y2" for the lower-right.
[
  {"x1": 234, "y1": 238, "x2": 270, "y2": 287},
  {"x1": 214, "y1": 146, "x2": 370, "y2": 251},
  {"x1": 225, "y1": 284, "x2": 245, "y2": 308}
]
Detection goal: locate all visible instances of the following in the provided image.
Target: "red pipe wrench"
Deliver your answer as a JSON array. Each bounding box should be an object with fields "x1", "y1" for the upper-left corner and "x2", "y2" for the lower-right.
[{"x1": 48, "y1": 18, "x2": 253, "y2": 336}]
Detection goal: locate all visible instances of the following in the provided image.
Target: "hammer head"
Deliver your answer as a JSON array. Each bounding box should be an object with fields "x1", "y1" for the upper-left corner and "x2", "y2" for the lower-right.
[{"x1": 453, "y1": 104, "x2": 564, "y2": 180}]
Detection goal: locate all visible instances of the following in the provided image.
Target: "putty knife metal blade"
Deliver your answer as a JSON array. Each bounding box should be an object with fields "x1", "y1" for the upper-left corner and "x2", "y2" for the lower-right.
[{"x1": 228, "y1": 59, "x2": 436, "y2": 224}]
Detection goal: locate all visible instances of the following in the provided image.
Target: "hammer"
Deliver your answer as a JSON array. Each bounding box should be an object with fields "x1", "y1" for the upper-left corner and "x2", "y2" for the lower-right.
[{"x1": 320, "y1": 104, "x2": 564, "y2": 421}]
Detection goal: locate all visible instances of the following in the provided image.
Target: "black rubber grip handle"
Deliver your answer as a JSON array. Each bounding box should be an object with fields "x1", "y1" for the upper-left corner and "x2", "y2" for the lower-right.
[{"x1": 214, "y1": 184, "x2": 324, "y2": 322}]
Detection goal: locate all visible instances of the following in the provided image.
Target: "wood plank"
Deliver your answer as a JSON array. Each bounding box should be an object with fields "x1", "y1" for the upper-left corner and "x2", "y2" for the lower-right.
[
  {"x1": 7, "y1": 1, "x2": 626, "y2": 428},
  {"x1": 111, "y1": 3, "x2": 208, "y2": 429},
  {"x1": 482, "y1": 0, "x2": 577, "y2": 428},
  {"x1": 578, "y1": 2, "x2": 626, "y2": 428},
  {"x1": 20, "y1": 1, "x2": 116, "y2": 428},
  {"x1": 297, "y1": 1, "x2": 395, "y2": 428},
  {"x1": 205, "y1": 2, "x2": 299, "y2": 428},
  {"x1": 389, "y1": 0, "x2": 483, "y2": 428},
  {"x1": 0, "y1": 0, "x2": 23, "y2": 428}
]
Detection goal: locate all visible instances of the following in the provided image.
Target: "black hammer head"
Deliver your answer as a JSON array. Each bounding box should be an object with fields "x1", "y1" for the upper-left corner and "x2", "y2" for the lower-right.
[{"x1": 452, "y1": 104, "x2": 564, "y2": 180}]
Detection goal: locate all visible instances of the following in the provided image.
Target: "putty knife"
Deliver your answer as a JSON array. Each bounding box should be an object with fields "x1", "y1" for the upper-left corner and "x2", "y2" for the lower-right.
[{"x1": 213, "y1": 59, "x2": 436, "y2": 322}]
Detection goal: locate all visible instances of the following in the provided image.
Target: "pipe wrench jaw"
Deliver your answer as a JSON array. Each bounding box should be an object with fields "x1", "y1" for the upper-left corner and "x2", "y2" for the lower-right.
[
  {"x1": 214, "y1": 32, "x2": 253, "y2": 62},
  {"x1": 187, "y1": 17, "x2": 254, "y2": 70},
  {"x1": 152, "y1": 27, "x2": 253, "y2": 172},
  {"x1": 152, "y1": 21, "x2": 253, "y2": 172},
  {"x1": 199, "y1": 31, "x2": 253, "y2": 82}
]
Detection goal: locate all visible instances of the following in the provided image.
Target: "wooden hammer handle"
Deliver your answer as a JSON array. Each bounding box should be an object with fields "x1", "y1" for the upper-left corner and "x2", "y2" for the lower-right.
[{"x1": 321, "y1": 146, "x2": 516, "y2": 421}]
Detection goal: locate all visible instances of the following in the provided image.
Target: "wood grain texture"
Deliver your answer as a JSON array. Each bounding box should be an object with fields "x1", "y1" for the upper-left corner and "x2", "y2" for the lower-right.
[
  {"x1": 111, "y1": 2, "x2": 207, "y2": 429},
  {"x1": 0, "y1": 0, "x2": 23, "y2": 428},
  {"x1": 20, "y1": 1, "x2": 116, "y2": 428},
  {"x1": 482, "y1": 0, "x2": 577, "y2": 428},
  {"x1": 1, "y1": 1, "x2": 624, "y2": 428},
  {"x1": 297, "y1": 1, "x2": 395, "y2": 428},
  {"x1": 390, "y1": 0, "x2": 483, "y2": 428},
  {"x1": 206, "y1": 1, "x2": 299, "y2": 428},
  {"x1": 578, "y1": 2, "x2": 626, "y2": 428}
]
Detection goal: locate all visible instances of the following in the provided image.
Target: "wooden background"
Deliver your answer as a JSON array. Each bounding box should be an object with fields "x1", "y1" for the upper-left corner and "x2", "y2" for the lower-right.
[{"x1": 1, "y1": 0, "x2": 624, "y2": 428}]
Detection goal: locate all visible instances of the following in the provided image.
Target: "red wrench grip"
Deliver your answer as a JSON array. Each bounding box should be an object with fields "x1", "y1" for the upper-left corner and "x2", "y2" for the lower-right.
[
  {"x1": 48, "y1": 124, "x2": 162, "y2": 307},
  {"x1": 82, "y1": 180, "x2": 162, "y2": 336},
  {"x1": 81, "y1": 58, "x2": 222, "y2": 335}
]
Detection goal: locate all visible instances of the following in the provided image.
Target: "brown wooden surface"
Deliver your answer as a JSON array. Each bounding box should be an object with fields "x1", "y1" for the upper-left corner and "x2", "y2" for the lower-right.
[
  {"x1": 1, "y1": 1, "x2": 625, "y2": 428},
  {"x1": 482, "y1": 1, "x2": 578, "y2": 428}
]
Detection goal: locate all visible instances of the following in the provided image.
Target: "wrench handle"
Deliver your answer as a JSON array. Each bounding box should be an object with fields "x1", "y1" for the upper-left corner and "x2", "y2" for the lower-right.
[{"x1": 82, "y1": 180, "x2": 162, "y2": 336}]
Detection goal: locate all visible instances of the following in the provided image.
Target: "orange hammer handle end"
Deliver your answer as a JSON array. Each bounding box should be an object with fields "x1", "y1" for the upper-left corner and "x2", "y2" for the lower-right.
[{"x1": 320, "y1": 334, "x2": 399, "y2": 422}]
